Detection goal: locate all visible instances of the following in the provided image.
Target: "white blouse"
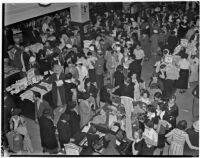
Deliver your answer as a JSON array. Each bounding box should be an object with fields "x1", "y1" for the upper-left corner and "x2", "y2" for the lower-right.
[{"x1": 178, "y1": 59, "x2": 190, "y2": 70}]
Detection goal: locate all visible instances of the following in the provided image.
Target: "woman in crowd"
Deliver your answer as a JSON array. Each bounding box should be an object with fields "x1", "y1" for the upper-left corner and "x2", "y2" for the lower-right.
[
  {"x1": 79, "y1": 93, "x2": 94, "y2": 128},
  {"x1": 148, "y1": 73, "x2": 164, "y2": 101},
  {"x1": 113, "y1": 65, "x2": 124, "y2": 96},
  {"x1": 176, "y1": 53, "x2": 190, "y2": 94},
  {"x1": 65, "y1": 59, "x2": 79, "y2": 81},
  {"x1": 150, "y1": 30, "x2": 159, "y2": 58},
  {"x1": 64, "y1": 73, "x2": 77, "y2": 104},
  {"x1": 163, "y1": 95, "x2": 179, "y2": 129},
  {"x1": 184, "y1": 120, "x2": 199, "y2": 156},
  {"x1": 140, "y1": 31, "x2": 151, "y2": 61},
  {"x1": 120, "y1": 77, "x2": 135, "y2": 140},
  {"x1": 67, "y1": 101, "x2": 80, "y2": 137},
  {"x1": 189, "y1": 53, "x2": 199, "y2": 83},
  {"x1": 165, "y1": 120, "x2": 199, "y2": 155},
  {"x1": 132, "y1": 129, "x2": 145, "y2": 155},
  {"x1": 142, "y1": 119, "x2": 158, "y2": 155},
  {"x1": 140, "y1": 90, "x2": 151, "y2": 105}
]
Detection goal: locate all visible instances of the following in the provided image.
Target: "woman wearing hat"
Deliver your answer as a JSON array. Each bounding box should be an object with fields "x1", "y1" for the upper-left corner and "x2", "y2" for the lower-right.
[
  {"x1": 150, "y1": 29, "x2": 159, "y2": 58},
  {"x1": 39, "y1": 108, "x2": 58, "y2": 154}
]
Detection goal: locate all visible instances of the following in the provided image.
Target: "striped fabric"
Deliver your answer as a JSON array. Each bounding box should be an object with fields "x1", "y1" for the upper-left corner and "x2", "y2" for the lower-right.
[{"x1": 169, "y1": 128, "x2": 187, "y2": 155}]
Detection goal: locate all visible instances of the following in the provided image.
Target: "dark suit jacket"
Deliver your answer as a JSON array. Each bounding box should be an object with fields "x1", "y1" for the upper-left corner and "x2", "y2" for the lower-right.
[
  {"x1": 47, "y1": 73, "x2": 66, "y2": 106},
  {"x1": 39, "y1": 116, "x2": 58, "y2": 149},
  {"x1": 57, "y1": 120, "x2": 71, "y2": 147},
  {"x1": 163, "y1": 103, "x2": 179, "y2": 128},
  {"x1": 35, "y1": 100, "x2": 52, "y2": 119},
  {"x1": 69, "y1": 111, "x2": 80, "y2": 137}
]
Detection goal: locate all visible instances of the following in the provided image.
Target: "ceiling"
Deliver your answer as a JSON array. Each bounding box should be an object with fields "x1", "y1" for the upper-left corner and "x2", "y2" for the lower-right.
[{"x1": 4, "y1": 3, "x2": 76, "y2": 26}]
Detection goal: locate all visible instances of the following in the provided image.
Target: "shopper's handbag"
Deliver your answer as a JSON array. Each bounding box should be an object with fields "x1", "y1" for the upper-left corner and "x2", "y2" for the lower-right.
[{"x1": 6, "y1": 131, "x2": 23, "y2": 152}]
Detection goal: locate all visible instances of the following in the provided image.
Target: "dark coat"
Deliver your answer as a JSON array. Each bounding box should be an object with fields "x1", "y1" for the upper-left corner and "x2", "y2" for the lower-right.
[
  {"x1": 128, "y1": 60, "x2": 141, "y2": 77},
  {"x1": 163, "y1": 103, "x2": 179, "y2": 128},
  {"x1": 47, "y1": 73, "x2": 66, "y2": 106},
  {"x1": 35, "y1": 100, "x2": 52, "y2": 119},
  {"x1": 57, "y1": 120, "x2": 71, "y2": 147},
  {"x1": 69, "y1": 111, "x2": 81, "y2": 137},
  {"x1": 39, "y1": 116, "x2": 58, "y2": 149}
]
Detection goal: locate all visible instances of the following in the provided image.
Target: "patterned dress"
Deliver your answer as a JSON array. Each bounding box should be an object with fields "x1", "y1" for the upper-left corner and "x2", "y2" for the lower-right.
[{"x1": 168, "y1": 128, "x2": 187, "y2": 155}]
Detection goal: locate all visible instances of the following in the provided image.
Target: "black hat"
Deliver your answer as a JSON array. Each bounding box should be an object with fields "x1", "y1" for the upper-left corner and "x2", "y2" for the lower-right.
[
  {"x1": 68, "y1": 101, "x2": 77, "y2": 110},
  {"x1": 42, "y1": 108, "x2": 52, "y2": 117},
  {"x1": 11, "y1": 108, "x2": 22, "y2": 116},
  {"x1": 82, "y1": 92, "x2": 90, "y2": 100},
  {"x1": 60, "y1": 113, "x2": 70, "y2": 121}
]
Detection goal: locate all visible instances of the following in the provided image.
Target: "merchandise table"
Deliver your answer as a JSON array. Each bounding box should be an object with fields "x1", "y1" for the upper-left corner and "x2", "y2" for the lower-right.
[{"x1": 8, "y1": 77, "x2": 55, "y2": 120}]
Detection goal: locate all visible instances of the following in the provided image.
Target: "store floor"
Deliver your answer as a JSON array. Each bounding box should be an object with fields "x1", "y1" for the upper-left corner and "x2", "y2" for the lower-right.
[{"x1": 22, "y1": 57, "x2": 198, "y2": 155}]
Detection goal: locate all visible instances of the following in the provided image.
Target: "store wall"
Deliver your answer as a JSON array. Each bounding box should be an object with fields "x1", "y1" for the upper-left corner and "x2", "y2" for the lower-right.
[{"x1": 5, "y1": 3, "x2": 76, "y2": 26}]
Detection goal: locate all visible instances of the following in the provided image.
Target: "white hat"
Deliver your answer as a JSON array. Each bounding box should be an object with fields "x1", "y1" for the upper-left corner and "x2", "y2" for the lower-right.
[
  {"x1": 66, "y1": 44, "x2": 72, "y2": 49},
  {"x1": 29, "y1": 56, "x2": 36, "y2": 63},
  {"x1": 76, "y1": 59, "x2": 83, "y2": 65},
  {"x1": 126, "y1": 41, "x2": 132, "y2": 45},
  {"x1": 193, "y1": 120, "x2": 199, "y2": 132},
  {"x1": 153, "y1": 30, "x2": 158, "y2": 34},
  {"x1": 89, "y1": 46, "x2": 95, "y2": 51},
  {"x1": 115, "y1": 42, "x2": 120, "y2": 45},
  {"x1": 130, "y1": 18, "x2": 134, "y2": 21}
]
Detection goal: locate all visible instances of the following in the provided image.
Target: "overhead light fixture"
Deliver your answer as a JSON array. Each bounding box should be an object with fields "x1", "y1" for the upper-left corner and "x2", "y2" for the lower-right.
[{"x1": 38, "y1": 3, "x2": 52, "y2": 7}]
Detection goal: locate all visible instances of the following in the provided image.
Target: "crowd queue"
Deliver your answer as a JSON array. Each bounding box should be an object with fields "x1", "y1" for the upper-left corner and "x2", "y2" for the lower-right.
[{"x1": 3, "y1": 3, "x2": 199, "y2": 155}]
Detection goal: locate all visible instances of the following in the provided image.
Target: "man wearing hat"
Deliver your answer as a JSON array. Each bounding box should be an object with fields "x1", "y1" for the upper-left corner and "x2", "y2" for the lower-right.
[
  {"x1": 57, "y1": 113, "x2": 71, "y2": 148},
  {"x1": 95, "y1": 50, "x2": 105, "y2": 90},
  {"x1": 12, "y1": 38, "x2": 24, "y2": 76},
  {"x1": 76, "y1": 59, "x2": 89, "y2": 92},
  {"x1": 67, "y1": 101, "x2": 80, "y2": 137},
  {"x1": 150, "y1": 29, "x2": 159, "y2": 57},
  {"x1": 39, "y1": 109, "x2": 58, "y2": 154},
  {"x1": 46, "y1": 62, "x2": 66, "y2": 108},
  {"x1": 166, "y1": 31, "x2": 178, "y2": 54}
]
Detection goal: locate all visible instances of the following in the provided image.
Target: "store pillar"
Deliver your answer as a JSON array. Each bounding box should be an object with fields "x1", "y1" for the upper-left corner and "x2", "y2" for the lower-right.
[{"x1": 70, "y1": 3, "x2": 90, "y2": 48}]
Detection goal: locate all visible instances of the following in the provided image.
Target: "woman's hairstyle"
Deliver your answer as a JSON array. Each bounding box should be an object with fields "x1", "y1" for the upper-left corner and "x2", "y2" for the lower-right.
[
  {"x1": 154, "y1": 92, "x2": 162, "y2": 99},
  {"x1": 65, "y1": 73, "x2": 72, "y2": 80},
  {"x1": 124, "y1": 77, "x2": 131, "y2": 84},
  {"x1": 177, "y1": 120, "x2": 187, "y2": 130},
  {"x1": 116, "y1": 65, "x2": 123, "y2": 71},
  {"x1": 141, "y1": 90, "x2": 150, "y2": 98},
  {"x1": 134, "y1": 129, "x2": 143, "y2": 139},
  {"x1": 136, "y1": 42, "x2": 141, "y2": 47},
  {"x1": 144, "y1": 119, "x2": 154, "y2": 128},
  {"x1": 158, "y1": 102, "x2": 167, "y2": 111},
  {"x1": 169, "y1": 95, "x2": 176, "y2": 101},
  {"x1": 147, "y1": 104, "x2": 156, "y2": 113}
]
